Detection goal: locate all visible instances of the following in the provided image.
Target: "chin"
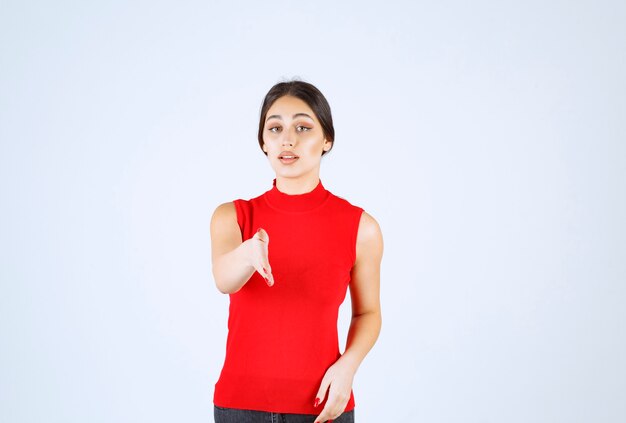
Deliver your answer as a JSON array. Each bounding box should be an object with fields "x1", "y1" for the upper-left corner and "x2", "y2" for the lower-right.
[{"x1": 274, "y1": 167, "x2": 310, "y2": 180}]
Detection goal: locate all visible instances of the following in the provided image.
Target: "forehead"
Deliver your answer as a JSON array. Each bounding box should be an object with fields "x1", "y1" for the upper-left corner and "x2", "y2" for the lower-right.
[{"x1": 266, "y1": 95, "x2": 317, "y2": 121}]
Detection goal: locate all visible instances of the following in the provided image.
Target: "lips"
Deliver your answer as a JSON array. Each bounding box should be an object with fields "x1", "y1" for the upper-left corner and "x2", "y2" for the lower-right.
[{"x1": 279, "y1": 151, "x2": 299, "y2": 159}]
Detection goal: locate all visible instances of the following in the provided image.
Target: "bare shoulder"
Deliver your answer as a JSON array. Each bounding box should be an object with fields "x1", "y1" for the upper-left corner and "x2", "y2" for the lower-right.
[
  {"x1": 355, "y1": 211, "x2": 384, "y2": 262},
  {"x1": 211, "y1": 201, "x2": 237, "y2": 223},
  {"x1": 210, "y1": 201, "x2": 238, "y2": 234},
  {"x1": 210, "y1": 202, "x2": 241, "y2": 259}
]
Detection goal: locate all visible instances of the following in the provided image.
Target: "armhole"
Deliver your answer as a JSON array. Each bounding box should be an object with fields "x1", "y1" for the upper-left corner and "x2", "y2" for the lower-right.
[
  {"x1": 351, "y1": 206, "x2": 365, "y2": 268},
  {"x1": 232, "y1": 199, "x2": 246, "y2": 239}
]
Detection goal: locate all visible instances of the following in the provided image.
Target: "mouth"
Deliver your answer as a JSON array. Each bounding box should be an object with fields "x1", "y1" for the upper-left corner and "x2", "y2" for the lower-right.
[
  {"x1": 278, "y1": 151, "x2": 299, "y2": 164},
  {"x1": 279, "y1": 155, "x2": 299, "y2": 164},
  {"x1": 278, "y1": 150, "x2": 299, "y2": 164}
]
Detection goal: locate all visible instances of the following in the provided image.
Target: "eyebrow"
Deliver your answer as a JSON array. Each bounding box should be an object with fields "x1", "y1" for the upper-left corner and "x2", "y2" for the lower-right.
[{"x1": 265, "y1": 113, "x2": 314, "y2": 122}]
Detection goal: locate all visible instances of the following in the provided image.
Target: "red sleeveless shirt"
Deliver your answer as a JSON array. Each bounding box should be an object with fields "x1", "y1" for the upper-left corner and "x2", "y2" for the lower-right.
[{"x1": 213, "y1": 178, "x2": 364, "y2": 414}]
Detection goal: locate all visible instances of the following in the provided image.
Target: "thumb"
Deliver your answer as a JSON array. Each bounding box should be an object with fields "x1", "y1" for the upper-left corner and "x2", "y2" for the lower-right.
[
  {"x1": 253, "y1": 227, "x2": 269, "y2": 244},
  {"x1": 314, "y1": 373, "x2": 331, "y2": 409}
]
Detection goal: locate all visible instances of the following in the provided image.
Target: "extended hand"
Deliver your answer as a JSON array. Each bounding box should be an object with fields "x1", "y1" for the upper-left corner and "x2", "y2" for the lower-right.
[
  {"x1": 250, "y1": 228, "x2": 274, "y2": 286},
  {"x1": 313, "y1": 358, "x2": 355, "y2": 423}
]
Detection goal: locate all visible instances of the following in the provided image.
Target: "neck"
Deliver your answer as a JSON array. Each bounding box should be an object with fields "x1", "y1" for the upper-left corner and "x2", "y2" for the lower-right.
[
  {"x1": 275, "y1": 174, "x2": 321, "y2": 195},
  {"x1": 265, "y1": 175, "x2": 329, "y2": 213}
]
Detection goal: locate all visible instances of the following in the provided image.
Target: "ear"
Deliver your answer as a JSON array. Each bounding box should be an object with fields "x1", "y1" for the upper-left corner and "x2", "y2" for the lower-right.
[
  {"x1": 323, "y1": 139, "x2": 332, "y2": 151},
  {"x1": 262, "y1": 143, "x2": 268, "y2": 153}
]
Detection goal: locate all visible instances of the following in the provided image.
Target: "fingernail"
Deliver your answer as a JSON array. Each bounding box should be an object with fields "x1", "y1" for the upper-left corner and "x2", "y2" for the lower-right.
[{"x1": 314, "y1": 398, "x2": 320, "y2": 407}]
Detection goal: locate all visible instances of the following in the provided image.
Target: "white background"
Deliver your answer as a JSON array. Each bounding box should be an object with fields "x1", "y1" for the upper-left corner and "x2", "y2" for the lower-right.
[{"x1": 1, "y1": 1, "x2": 625, "y2": 422}]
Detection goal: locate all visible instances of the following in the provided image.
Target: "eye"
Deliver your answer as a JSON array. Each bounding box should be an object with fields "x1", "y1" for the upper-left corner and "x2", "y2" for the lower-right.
[
  {"x1": 267, "y1": 126, "x2": 281, "y2": 133},
  {"x1": 296, "y1": 125, "x2": 311, "y2": 132}
]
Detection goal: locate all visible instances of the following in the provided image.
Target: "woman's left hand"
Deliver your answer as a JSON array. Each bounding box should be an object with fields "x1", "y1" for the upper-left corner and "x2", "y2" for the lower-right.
[{"x1": 313, "y1": 357, "x2": 356, "y2": 423}]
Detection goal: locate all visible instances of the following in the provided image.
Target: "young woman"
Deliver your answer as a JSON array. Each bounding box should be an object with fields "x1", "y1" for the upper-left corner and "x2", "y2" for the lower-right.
[{"x1": 210, "y1": 80, "x2": 383, "y2": 423}]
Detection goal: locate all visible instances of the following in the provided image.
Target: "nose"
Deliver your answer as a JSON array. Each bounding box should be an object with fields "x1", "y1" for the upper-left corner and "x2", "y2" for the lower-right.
[{"x1": 282, "y1": 128, "x2": 295, "y2": 147}]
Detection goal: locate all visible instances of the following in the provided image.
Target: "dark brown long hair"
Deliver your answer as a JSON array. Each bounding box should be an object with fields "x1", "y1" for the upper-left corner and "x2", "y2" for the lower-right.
[{"x1": 257, "y1": 79, "x2": 335, "y2": 156}]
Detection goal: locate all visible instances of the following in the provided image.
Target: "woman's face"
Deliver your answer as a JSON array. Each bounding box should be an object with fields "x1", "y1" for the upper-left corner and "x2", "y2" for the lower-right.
[{"x1": 262, "y1": 95, "x2": 332, "y2": 181}]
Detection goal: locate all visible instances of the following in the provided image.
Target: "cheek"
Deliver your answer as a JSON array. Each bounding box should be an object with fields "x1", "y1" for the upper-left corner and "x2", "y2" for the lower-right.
[
  {"x1": 303, "y1": 134, "x2": 325, "y2": 148},
  {"x1": 302, "y1": 143, "x2": 322, "y2": 156}
]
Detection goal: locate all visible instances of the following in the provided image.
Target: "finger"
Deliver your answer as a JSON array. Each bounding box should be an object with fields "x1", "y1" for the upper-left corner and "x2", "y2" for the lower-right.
[
  {"x1": 313, "y1": 409, "x2": 329, "y2": 423},
  {"x1": 315, "y1": 397, "x2": 344, "y2": 423},
  {"x1": 254, "y1": 239, "x2": 273, "y2": 283},
  {"x1": 316, "y1": 382, "x2": 349, "y2": 423},
  {"x1": 254, "y1": 259, "x2": 273, "y2": 286},
  {"x1": 262, "y1": 260, "x2": 273, "y2": 284},
  {"x1": 255, "y1": 265, "x2": 273, "y2": 286},
  {"x1": 252, "y1": 228, "x2": 274, "y2": 286},
  {"x1": 262, "y1": 263, "x2": 274, "y2": 286},
  {"x1": 314, "y1": 404, "x2": 335, "y2": 423}
]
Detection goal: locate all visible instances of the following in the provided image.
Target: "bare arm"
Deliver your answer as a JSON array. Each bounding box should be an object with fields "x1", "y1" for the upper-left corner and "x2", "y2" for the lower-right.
[
  {"x1": 210, "y1": 202, "x2": 274, "y2": 294},
  {"x1": 340, "y1": 210, "x2": 384, "y2": 372},
  {"x1": 314, "y1": 210, "x2": 383, "y2": 422}
]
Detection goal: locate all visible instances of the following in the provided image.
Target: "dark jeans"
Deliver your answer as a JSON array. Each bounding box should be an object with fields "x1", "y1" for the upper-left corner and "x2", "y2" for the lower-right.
[{"x1": 214, "y1": 405, "x2": 355, "y2": 423}]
